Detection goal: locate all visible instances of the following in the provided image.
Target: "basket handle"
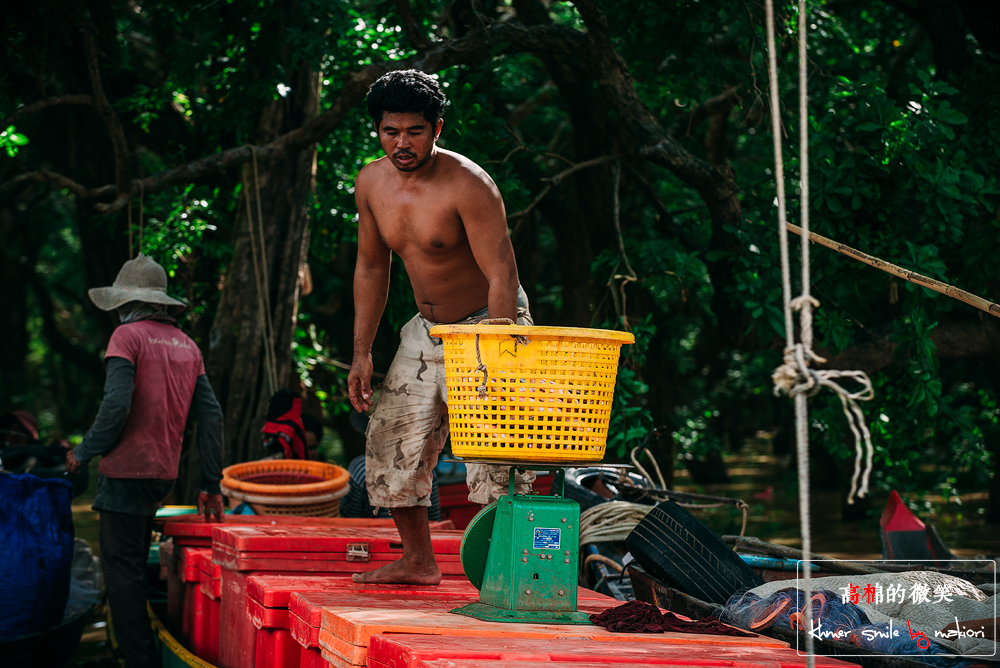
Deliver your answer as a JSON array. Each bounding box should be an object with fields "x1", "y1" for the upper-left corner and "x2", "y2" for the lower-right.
[{"x1": 474, "y1": 319, "x2": 531, "y2": 399}]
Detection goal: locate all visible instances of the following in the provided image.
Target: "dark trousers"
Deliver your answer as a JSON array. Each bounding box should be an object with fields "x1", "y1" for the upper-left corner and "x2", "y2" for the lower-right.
[{"x1": 100, "y1": 511, "x2": 160, "y2": 668}]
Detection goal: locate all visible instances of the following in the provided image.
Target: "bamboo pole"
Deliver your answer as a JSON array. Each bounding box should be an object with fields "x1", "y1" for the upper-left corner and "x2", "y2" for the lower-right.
[{"x1": 786, "y1": 223, "x2": 1000, "y2": 318}]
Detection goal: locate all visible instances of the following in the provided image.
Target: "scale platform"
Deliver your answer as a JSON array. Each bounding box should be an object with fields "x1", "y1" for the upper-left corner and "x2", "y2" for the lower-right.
[{"x1": 445, "y1": 458, "x2": 631, "y2": 624}]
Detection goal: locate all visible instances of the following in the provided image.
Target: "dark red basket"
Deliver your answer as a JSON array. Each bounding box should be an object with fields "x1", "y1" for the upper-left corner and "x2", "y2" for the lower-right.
[{"x1": 241, "y1": 472, "x2": 327, "y2": 486}]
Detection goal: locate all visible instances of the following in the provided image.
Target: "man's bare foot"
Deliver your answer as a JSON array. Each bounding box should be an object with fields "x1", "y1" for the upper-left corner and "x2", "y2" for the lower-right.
[{"x1": 352, "y1": 557, "x2": 442, "y2": 585}]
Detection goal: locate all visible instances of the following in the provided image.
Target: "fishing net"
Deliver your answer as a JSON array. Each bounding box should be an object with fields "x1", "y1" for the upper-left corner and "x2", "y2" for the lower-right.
[{"x1": 720, "y1": 587, "x2": 991, "y2": 668}]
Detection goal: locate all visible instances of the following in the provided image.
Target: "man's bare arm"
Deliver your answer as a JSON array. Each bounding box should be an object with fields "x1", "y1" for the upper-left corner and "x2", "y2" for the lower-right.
[
  {"x1": 349, "y1": 169, "x2": 392, "y2": 412},
  {"x1": 457, "y1": 169, "x2": 519, "y2": 322}
]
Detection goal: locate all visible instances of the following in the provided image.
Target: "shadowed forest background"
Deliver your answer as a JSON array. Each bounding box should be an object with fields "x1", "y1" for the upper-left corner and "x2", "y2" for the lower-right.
[{"x1": 2, "y1": 0, "x2": 999, "y2": 528}]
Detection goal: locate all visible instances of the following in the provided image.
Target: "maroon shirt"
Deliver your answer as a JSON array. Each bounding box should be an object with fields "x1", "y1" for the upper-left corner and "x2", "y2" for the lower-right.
[{"x1": 100, "y1": 320, "x2": 205, "y2": 479}]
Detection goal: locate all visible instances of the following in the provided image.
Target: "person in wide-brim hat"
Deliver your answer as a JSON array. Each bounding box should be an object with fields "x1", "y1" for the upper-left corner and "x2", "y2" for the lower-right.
[
  {"x1": 69, "y1": 252, "x2": 224, "y2": 668},
  {"x1": 88, "y1": 253, "x2": 188, "y2": 314}
]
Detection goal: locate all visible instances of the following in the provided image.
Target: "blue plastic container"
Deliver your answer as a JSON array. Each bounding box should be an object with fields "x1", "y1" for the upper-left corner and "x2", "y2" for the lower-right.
[{"x1": 0, "y1": 473, "x2": 75, "y2": 641}]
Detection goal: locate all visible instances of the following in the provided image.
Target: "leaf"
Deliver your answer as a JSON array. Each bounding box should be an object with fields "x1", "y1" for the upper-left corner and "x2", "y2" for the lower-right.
[
  {"x1": 936, "y1": 102, "x2": 968, "y2": 125},
  {"x1": 826, "y1": 194, "x2": 842, "y2": 213}
]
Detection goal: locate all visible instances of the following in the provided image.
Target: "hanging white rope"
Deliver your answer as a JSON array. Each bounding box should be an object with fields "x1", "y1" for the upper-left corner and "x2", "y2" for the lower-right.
[
  {"x1": 765, "y1": 1, "x2": 875, "y2": 508},
  {"x1": 763, "y1": 0, "x2": 876, "y2": 663},
  {"x1": 244, "y1": 147, "x2": 277, "y2": 395},
  {"x1": 763, "y1": 2, "x2": 814, "y2": 660}
]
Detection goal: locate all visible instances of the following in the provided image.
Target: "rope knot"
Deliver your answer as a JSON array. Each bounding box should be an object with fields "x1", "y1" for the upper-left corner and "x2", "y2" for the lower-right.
[{"x1": 789, "y1": 295, "x2": 820, "y2": 311}]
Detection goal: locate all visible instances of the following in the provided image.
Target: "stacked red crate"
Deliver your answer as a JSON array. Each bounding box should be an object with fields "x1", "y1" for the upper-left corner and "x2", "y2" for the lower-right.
[
  {"x1": 161, "y1": 515, "x2": 454, "y2": 548},
  {"x1": 177, "y1": 547, "x2": 211, "y2": 645},
  {"x1": 194, "y1": 556, "x2": 223, "y2": 665},
  {"x1": 158, "y1": 514, "x2": 453, "y2": 662},
  {"x1": 367, "y1": 634, "x2": 862, "y2": 668},
  {"x1": 318, "y1": 600, "x2": 796, "y2": 668},
  {"x1": 284, "y1": 579, "x2": 482, "y2": 668},
  {"x1": 211, "y1": 524, "x2": 464, "y2": 668}
]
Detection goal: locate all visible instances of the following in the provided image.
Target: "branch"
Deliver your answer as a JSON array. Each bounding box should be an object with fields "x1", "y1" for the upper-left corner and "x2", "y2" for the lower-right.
[
  {"x1": 81, "y1": 23, "x2": 132, "y2": 199},
  {"x1": 571, "y1": 0, "x2": 612, "y2": 46},
  {"x1": 569, "y1": 0, "x2": 730, "y2": 199},
  {"x1": 544, "y1": 155, "x2": 616, "y2": 186},
  {"x1": 0, "y1": 169, "x2": 100, "y2": 198},
  {"x1": 787, "y1": 222, "x2": 1000, "y2": 319},
  {"x1": 393, "y1": 0, "x2": 431, "y2": 50},
  {"x1": 507, "y1": 155, "x2": 616, "y2": 221},
  {"x1": 672, "y1": 86, "x2": 743, "y2": 139},
  {"x1": 37, "y1": 19, "x2": 721, "y2": 219},
  {"x1": 0, "y1": 95, "x2": 94, "y2": 131},
  {"x1": 81, "y1": 23, "x2": 589, "y2": 214}
]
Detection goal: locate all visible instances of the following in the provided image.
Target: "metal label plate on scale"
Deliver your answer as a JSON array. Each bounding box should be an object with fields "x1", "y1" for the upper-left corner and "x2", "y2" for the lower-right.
[{"x1": 533, "y1": 528, "x2": 560, "y2": 550}]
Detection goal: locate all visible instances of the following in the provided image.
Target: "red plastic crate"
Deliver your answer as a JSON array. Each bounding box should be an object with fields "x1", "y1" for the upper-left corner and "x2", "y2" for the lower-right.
[
  {"x1": 250, "y1": 574, "x2": 480, "y2": 608},
  {"x1": 160, "y1": 515, "x2": 454, "y2": 546},
  {"x1": 401, "y1": 662, "x2": 732, "y2": 668},
  {"x1": 212, "y1": 524, "x2": 463, "y2": 668},
  {"x1": 285, "y1": 579, "x2": 612, "y2": 656},
  {"x1": 193, "y1": 561, "x2": 222, "y2": 664},
  {"x1": 211, "y1": 526, "x2": 464, "y2": 575},
  {"x1": 367, "y1": 635, "x2": 861, "y2": 668},
  {"x1": 284, "y1": 580, "x2": 480, "y2": 668},
  {"x1": 177, "y1": 548, "x2": 210, "y2": 646},
  {"x1": 248, "y1": 597, "x2": 300, "y2": 668},
  {"x1": 318, "y1": 604, "x2": 786, "y2": 668}
]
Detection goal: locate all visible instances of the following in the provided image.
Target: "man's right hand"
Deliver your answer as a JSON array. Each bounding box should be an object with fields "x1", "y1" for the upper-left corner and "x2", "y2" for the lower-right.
[
  {"x1": 348, "y1": 354, "x2": 375, "y2": 413},
  {"x1": 65, "y1": 448, "x2": 83, "y2": 474},
  {"x1": 197, "y1": 491, "x2": 225, "y2": 523}
]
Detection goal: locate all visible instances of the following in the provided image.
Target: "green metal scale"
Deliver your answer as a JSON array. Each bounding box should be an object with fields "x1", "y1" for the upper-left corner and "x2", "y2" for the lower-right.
[{"x1": 450, "y1": 459, "x2": 630, "y2": 625}]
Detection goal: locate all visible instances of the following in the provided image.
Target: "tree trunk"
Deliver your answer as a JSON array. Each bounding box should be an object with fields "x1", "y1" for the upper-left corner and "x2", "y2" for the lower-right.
[{"x1": 188, "y1": 66, "x2": 320, "y2": 500}]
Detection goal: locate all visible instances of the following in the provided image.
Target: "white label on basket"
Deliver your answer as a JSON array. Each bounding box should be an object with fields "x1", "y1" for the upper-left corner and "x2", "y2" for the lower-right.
[{"x1": 533, "y1": 528, "x2": 560, "y2": 550}]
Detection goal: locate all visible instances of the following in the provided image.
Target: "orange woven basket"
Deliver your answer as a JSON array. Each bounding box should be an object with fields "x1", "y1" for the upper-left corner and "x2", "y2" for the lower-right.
[{"x1": 221, "y1": 460, "x2": 349, "y2": 498}]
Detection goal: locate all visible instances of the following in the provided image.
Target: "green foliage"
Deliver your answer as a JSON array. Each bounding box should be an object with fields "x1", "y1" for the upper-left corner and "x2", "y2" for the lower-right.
[
  {"x1": 0, "y1": 125, "x2": 28, "y2": 156},
  {"x1": 606, "y1": 315, "x2": 656, "y2": 459},
  {"x1": 3, "y1": 0, "x2": 997, "y2": 511}
]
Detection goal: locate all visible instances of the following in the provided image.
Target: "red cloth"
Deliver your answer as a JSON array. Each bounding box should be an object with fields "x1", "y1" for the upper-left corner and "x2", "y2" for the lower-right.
[
  {"x1": 261, "y1": 391, "x2": 307, "y2": 460},
  {"x1": 589, "y1": 600, "x2": 758, "y2": 636},
  {"x1": 101, "y1": 320, "x2": 204, "y2": 479}
]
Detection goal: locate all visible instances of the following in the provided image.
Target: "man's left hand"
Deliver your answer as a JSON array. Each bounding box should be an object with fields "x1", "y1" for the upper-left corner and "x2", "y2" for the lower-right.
[
  {"x1": 65, "y1": 449, "x2": 82, "y2": 474},
  {"x1": 197, "y1": 491, "x2": 226, "y2": 523}
]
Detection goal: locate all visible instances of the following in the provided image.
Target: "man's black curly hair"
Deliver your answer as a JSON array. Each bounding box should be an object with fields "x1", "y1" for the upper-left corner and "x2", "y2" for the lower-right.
[{"x1": 366, "y1": 70, "x2": 447, "y2": 128}]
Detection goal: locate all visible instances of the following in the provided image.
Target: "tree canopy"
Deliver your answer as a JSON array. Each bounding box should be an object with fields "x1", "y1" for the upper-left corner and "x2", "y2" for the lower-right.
[{"x1": 2, "y1": 0, "x2": 998, "y2": 519}]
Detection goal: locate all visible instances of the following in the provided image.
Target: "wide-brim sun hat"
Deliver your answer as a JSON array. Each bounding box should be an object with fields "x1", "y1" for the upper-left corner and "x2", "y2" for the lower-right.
[{"x1": 88, "y1": 254, "x2": 188, "y2": 314}]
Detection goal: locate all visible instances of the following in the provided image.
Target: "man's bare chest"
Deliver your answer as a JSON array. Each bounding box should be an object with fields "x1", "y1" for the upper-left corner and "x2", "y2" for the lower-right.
[{"x1": 369, "y1": 192, "x2": 468, "y2": 255}]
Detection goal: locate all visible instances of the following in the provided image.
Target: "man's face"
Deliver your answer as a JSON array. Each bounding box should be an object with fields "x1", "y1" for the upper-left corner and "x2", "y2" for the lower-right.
[{"x1": 377, "y1": 112, "x2": 442, "y2": 172}]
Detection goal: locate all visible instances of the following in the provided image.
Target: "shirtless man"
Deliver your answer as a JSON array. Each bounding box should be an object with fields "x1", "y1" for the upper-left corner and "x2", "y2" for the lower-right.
[{"x1": 348, "y1": 70, "x2": 533, "y2": 584}]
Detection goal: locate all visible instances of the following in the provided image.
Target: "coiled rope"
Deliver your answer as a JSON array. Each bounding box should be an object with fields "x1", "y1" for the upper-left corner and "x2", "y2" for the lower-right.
[{"x1": 579, "y1": 501, "x2": 654, "y2": 545}]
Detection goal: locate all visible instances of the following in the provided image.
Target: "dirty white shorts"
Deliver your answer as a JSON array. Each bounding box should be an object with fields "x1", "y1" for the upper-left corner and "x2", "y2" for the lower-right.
[{"x1": 366, "y1": 292, "x2": 536, "y2": 508}]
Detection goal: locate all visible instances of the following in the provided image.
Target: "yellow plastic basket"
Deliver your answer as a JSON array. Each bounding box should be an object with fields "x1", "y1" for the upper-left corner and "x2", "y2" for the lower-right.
[{"x1": 429, "y1": 325, "x2": 634, "y2": 462}]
